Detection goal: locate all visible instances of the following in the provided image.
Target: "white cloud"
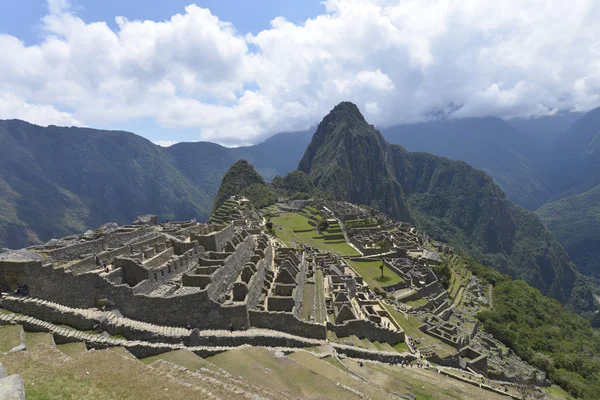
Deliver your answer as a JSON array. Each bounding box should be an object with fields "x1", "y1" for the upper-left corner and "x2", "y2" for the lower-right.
[
  {"x1": 0, "y1": 0, "x2": 599, "y2": 144},
  {"x1": 0, "y1": 93, "x2": 82, "y2": 126},
  {"x1": 154, "y1": 140, "x2": 178, "y2": 147}
]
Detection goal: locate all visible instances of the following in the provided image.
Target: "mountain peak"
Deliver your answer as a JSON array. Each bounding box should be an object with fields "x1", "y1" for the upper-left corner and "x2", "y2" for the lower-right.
[
  {"x1": 321, "y1": 101, "x2": 369, "y2": 131},
  {"x1": 298, "y1": 102, "x2": 411, "y2": 221}
]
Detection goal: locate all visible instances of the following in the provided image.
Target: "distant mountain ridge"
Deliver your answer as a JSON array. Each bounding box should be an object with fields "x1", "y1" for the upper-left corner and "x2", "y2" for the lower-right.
[
  {"x1": 537, "y1": 184, "x2": 600, "y2": 279},
  {"x1": 0, "y1": 120, "x2": 310, "y2": 249},
  {"x1": 299, "y1": 102, "x2": 580, "y2": 305},
  {"x1": 381, "y1": 117, "x2": 549, "y2": 210}
]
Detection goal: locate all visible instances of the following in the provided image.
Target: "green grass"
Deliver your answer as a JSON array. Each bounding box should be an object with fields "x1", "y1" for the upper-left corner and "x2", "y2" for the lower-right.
[
  {"x1": 405, "y1": 298, "x2": 429, "y2": 308},
  {"x1": 24, "y1": 332, "x2": 55, "y2": 348},
  {"x1": 141, "y1": 349, "x2": 218, "y2": 372},
  {"x1": 347, "y1": 259, "x2": 404, "y2": 290},
  {"x1": 56, "y1": 342, "x2": 88, "y2": 358},
  {"x1": 207, "y1": 347, "x2": 364, "y2": 399},
  {"x1": 393, "y1": 342, "x2": 409, "y2": 352},
  {"x1": 0, "y1": 325, "x2": 23, "y2": 353},
  {"x1": 271, "y1": 212, "x2": 359, "y2": 256}
]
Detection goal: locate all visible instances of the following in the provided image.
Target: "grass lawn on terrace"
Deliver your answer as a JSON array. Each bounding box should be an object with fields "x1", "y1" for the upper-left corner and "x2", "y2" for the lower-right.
[
  {"x1": 271, "y1": 212, "x2": 359, "y2": 256},
  {"x1": 347, "y1": 259, "x2": 404, "y2": 291}
]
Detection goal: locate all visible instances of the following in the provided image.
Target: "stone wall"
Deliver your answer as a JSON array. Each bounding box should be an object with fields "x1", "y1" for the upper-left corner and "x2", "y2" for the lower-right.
[
  {"x1": 104, "y1": 226, "x2": 154, "y2": 248},
  {"x1": 267, "y1": 296, "x2": 295, "y2": 312},
  {"x1": 0, "y1": 297, "x2": 96, "y2": 331},
  {"x1": 293, "y1": 252, "x2": 307, "y2": 317},
  {"x1": 0, "y1": 260, "x2": 249, "y2": 330},
  {"x1": 46, "y1": 239, "x2": 105, "y2": 263},
  {"x1": 207, "y1": 235, "x2": 255, "y2": 303},
  {"x1": 143, "y1": 248, "x2": 174, "y2": 269},
  {"x1": 327, "y1": 319, "x2": 405, "y2": 344},
  {"x1": 246, "y1": 245, "x2": 271, "y2": 310},
  {"x1": 249, "y1": 310, "x2": 326, "y2": 339},
  {"x1": 45, "y1": 227, "x2": 155, "y2": 263},
  {"x1": 129, "y1": 233, "x2": 165, "y2": 253},
  {"x1": 192, "y1": 224, "x2": 235, "y2": 252},
  {"x1": 66, "y1": 256, "x2": 98, "y2": 275}
]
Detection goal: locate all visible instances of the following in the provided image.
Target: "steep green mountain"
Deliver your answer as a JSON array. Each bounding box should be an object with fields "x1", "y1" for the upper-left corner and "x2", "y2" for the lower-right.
[
  {"x1": 539, "y1": 107, "x2": 600, "y2": 200},
  {"x1": 0, "y1": 119, "x2": 211, "y2": 249},
  {"x1": 271, "y1": 170, "x2": 315, "y2": 198},
  {"x1": 300, "y1": 102, "x2": 580, "y2": 304},
  {"x1": 382, "y1": 117, "x2": 548, "y2": 210},
  {"x1": 212, "y1": 159, "x2": 276, "y2": 211},
  {"x1": 536, "y1": 184, "x2": 600, "y2": 279},
  {"x1": 299, "y1": 102, "x2": 411, "y2": 221}
]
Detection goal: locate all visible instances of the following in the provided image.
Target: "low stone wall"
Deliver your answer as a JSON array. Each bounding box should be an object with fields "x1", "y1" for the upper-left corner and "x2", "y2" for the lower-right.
[
  {"x1": 249, "y1": 310, "x2": 326, "y2": 340},
  {"x1": 104, "y1": 227, "x2": 154, "y2": 249},
  {"x1": 143, "y1": 248, "x2": 175, "y2": 269},
  {"x1": 66, "y1": 256, "x2": 99, "y2": 275},
  {"x1": 46, "y1": 227, "x2": 155, "y2": 263},
  {"x1": 327, "y1": 319, "x2": 405, "y2": 345},
  {"x1": 334, "y1": 345, "x2": 415, "y2": 363},
  {"x1": 46, "y1": 239, "x2": 105, "y2": 263},
  {"x1": 192, "y1": 224, "x2": 234, "y2": 252},
  {"x1": 0, "y1": 297, "x2": 97, "y2": 331}
]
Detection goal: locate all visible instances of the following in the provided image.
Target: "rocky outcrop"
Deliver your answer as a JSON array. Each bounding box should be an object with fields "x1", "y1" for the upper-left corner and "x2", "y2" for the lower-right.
[{"x1": 0, "y1": 363, "x2": 25, "y2": 400}]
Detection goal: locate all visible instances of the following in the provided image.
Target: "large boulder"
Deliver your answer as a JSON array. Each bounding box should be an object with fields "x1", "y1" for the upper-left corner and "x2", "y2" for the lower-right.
[
  {"x1": 133, "y1": 214, "x2": 158, "y2": 226},
  {"x1": 0, "y1": 366, "x2": 25, "y2": 400}
]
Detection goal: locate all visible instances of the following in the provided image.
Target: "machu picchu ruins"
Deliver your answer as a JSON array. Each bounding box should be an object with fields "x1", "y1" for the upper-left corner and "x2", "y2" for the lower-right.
[{"x1": 0, "y1": 195, "x2": 556, "y2": 399}]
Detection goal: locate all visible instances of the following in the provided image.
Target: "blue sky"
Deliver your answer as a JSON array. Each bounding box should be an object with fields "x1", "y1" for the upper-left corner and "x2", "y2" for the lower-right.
[
  {"x1": 0, "y1": 0, "x2": 598, "y2": 146},
  {"x1": 0, "y1": 0, "x2": 325, "y2": 43}
]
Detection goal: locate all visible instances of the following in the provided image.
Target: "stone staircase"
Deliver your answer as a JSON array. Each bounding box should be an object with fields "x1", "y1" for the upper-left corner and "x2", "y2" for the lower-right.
[
  {"x1": 1, "y1": 295, "x2": 414, "y2": 364},
  {"x1": 0, "y1": 312, "x2": 233, "y2": 359}
]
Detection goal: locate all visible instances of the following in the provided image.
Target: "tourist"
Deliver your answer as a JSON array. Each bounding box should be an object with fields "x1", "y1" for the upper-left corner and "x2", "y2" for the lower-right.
[
  {"x1": 185, "y1": 322, "x2": 191, "y2": 330},
  {"x1": 230, "y1": 324, "x2": 234, "y2": 333},
  {"x1": 22, "y1": 283, "x2": 29, "y2": 297}
]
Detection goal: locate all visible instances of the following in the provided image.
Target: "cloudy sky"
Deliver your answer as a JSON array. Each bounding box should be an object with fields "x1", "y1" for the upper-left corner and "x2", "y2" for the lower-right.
[{"x1": 0, "y1": 0, "x2": 599, "y2": 146}]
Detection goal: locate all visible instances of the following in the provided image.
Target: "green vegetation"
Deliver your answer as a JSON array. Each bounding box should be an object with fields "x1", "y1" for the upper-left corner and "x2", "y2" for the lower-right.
[
  {"x1": 207, "y1": 347, "x2": 364, "y2": 399},
  {"x1": 474, "y1": 265, "x2": 600, "y2": 399},
  {"x1": 0, "y1": 325, "x2": 23, "y2": 353},
  {"x1": 271, "y1": 170, "x2": 315, "y2": 199},
  {"x1": 270, "y1": 212, "x2": 359, "y2": 256},
  {"x1": 212, "y1": 160, "x2": 277, "y2": 211},
  {"x1": 347, "y1": 259, "x2": 404, "y2": 290},
  {"x1": 537, "y1": 184, "x2": 600, "y2": 279}
]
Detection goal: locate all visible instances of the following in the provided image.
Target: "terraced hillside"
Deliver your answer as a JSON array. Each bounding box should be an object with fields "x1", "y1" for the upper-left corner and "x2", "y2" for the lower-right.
[{"x1": 1, "y1": 322, "x2": 552, "y2": 400}]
